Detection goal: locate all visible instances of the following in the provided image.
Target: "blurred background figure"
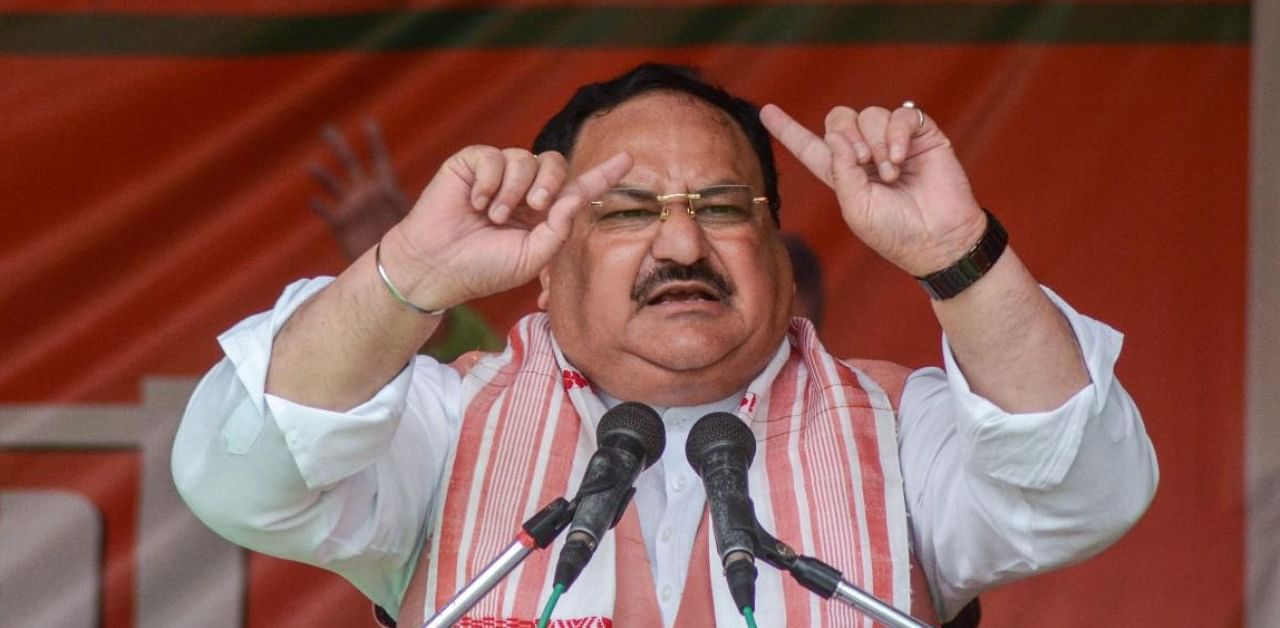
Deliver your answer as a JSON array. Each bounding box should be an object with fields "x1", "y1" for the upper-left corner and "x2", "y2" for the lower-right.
[
  {"x1": 782, "y1": 233, "x2": 825, "y2": 330},
  {"x1": 308, "y1": 119, "x2": 503, "y2": 362}
]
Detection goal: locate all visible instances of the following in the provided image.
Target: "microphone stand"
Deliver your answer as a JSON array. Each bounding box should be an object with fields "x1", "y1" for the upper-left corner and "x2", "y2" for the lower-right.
[
  {"x1": 751, "y1": 525, "x2": 930, "y2": 628},
  {"x1": 424, "y1": 497, "x2": 576, "y2": 628}
]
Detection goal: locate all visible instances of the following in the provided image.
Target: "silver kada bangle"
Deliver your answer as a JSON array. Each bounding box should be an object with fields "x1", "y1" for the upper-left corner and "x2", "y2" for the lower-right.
[{"x1": 374, "y1": 240, "x2": 447, "y2": 316}]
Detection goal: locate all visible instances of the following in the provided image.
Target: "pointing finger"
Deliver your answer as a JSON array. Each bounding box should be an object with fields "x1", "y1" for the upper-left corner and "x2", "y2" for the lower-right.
[
  {"x1": 761, "y1": 104, "x2": 833, "y2": 188},
  {"x1": 538, "y1": 152, "x2": 632, "y2": 247},
  {"x1": 519, "y1": 152, "x2": 631, "y2": 279}
]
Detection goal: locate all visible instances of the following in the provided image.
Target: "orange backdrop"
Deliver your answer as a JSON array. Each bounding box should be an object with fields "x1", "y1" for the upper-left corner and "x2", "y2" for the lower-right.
[{"x1": 0, "y1": 2, "x2": 1248, "y2": 626}]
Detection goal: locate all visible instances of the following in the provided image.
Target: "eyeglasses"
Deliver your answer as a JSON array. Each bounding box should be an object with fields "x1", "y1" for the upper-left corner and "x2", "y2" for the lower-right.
[{"x1": 587, "y1": 185, "x2": 769, "y2": 233}]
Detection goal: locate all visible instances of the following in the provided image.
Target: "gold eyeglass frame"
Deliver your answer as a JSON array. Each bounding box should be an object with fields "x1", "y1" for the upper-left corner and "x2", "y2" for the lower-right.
[{"x1": 590, "y1": 185, "x2": 770, "y2": 222}]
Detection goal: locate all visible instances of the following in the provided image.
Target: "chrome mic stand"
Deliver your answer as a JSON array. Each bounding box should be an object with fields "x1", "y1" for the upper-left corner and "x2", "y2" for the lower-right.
[
  {"x1": 424, "y1": 498, "x2": 575, "y2": 628},
  {"x1": 754, "y1": 527, "x2": 929, "y2": 628}
]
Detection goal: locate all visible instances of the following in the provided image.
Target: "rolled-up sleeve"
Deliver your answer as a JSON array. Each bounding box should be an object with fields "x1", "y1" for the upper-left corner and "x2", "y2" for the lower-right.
[
  {"x1": 899, "y1": 287, "x2": 1158, "y2": 620},
  {"x1": 171, "y1": 277, "x2": 462, "y2": 616}
]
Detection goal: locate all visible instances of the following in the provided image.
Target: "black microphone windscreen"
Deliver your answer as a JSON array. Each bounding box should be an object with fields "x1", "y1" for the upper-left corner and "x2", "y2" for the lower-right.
[
  {"x1": 554, "y1": 401, "x2": 664, "y2": 591},
  {"x1": 598, "y1": 401, "x2": 665, "y2": 469},
  {"x1": 685, "y1": 412, "x2": 757, "y2": 476}
]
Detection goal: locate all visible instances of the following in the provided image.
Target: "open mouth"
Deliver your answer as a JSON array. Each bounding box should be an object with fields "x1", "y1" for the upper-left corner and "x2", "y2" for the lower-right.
[
  {"x1": 631, "y1": 261, "x2": 734, "y2": 307},
  {"x1": 644, "y1": 282, "x2": 723, "y2": 306}
]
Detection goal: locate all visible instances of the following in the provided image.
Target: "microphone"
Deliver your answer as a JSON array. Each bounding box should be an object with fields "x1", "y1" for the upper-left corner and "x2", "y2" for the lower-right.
[
  {"x1": 686, "y1": 415, "x2": 931, "y2": 628},
  {"x1": 553, "y1": 402, "x2": 665, "y2": 590},
  {"x1": 686, "y1": 411, "x2": 760, "y2": 616}
]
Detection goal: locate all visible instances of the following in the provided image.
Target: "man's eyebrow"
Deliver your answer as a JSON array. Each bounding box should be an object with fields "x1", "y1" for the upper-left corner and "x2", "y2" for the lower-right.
[
  {"x1": 608, "y1": 187, "x2": 657, "y2": 200},
  {"x1": 610, "y1": 180, "x2": 750, "y2": 196},
  {"x1": 700, "y1": 180, "x2": 750, "y2": 190},
  {"x1": 708, "y1": 177, "x2": 745, "y2": 186}
]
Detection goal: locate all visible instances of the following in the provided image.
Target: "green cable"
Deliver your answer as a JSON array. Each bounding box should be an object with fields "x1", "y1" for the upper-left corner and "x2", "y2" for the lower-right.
[
  {"x1": 744, "y1": 606, "x2": 759, "y2": 628},
  {"x1": 537, "y1": 583, "x2": 566, "y2": 628}
]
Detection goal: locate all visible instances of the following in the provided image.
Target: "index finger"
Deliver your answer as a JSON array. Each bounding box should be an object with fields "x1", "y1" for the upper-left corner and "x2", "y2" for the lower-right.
[
  {"x1": 545, "y1": 152, "x2": 633, "y2": 234},
  {"x1": 760, "y1": 103, "x2": 833, "y2": 187},
  {"x1": 523, "y1": 152, "x2": 633, "y2": 268}
]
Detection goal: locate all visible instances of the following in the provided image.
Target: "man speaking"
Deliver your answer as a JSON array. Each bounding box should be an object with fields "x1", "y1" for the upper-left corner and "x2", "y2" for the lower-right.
[{"x1": 173, "y1": 64, "x2": 1157, "y2": 626}]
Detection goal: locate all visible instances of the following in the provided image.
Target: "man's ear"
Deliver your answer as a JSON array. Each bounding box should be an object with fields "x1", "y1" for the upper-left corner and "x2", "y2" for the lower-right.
[{"x1": 537, "y1": 265, "x2": 552, "y2": 310}]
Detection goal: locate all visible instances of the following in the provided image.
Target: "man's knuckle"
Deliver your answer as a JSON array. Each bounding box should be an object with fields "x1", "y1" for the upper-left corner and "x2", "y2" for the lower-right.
[{"x1": 538, "y1": 150, "x2": 566, "y2": 162}]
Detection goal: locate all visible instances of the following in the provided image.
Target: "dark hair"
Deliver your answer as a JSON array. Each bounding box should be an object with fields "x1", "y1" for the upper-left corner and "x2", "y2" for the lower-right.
[{"x1": 532, "y1": 62, "x2": 781, "y2": 224}]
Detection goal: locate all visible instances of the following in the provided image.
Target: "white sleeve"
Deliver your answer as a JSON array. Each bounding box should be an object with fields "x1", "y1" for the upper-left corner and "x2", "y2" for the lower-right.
[
  {"x1": 898, "y1": 287, "x2": 1159, "y2": 620},
  {"x1": 171, "y1": 277, "x2": 463, "y2": 616}
]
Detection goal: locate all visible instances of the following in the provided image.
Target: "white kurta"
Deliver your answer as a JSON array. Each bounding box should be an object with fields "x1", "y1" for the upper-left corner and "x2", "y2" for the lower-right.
[{"x1": 172, "y1": 277, "x2": 1157, "y2": 623}]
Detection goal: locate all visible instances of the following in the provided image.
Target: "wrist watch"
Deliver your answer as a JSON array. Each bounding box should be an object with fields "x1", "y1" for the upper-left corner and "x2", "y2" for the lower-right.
[{"x1": 914, "y1": 208, "x2": 1008, "y2": 300}]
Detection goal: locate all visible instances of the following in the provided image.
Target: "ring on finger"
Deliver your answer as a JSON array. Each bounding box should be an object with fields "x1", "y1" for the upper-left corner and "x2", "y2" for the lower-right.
[{"x1": 902, "y1": 100, "x2": 926, "y2": 134}]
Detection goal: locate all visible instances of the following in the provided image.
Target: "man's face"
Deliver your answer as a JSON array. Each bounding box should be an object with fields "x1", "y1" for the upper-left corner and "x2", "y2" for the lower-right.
[{"x1": 542, "y1": 91, "x2": 793, "y2": 406}]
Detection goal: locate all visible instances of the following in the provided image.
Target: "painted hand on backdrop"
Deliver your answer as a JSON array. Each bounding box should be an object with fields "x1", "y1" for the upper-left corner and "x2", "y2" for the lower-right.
[
  {"x1": 383, "y1": 146, "x2": 633, "y2": 311},
  {"x1": 309, "y1": 119, "x2": 412, "y2": 260},
  {"x1": 761, "y1": 103, "x2": 988, "y2": 277}
]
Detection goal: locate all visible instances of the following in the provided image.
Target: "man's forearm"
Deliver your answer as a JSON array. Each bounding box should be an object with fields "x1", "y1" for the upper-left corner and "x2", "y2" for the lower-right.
[
  {"x1": 931, "y1": 247, "x2": 1090, "y2": 413},
  {"x1": 266, "y1": 239, "x2": 442, "y2": 411}
]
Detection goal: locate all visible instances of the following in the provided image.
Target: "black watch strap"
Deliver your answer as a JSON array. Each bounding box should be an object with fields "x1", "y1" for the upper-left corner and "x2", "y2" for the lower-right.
[{"x1": 915, "y1": 208, "x2": 1008, "y2": 300}]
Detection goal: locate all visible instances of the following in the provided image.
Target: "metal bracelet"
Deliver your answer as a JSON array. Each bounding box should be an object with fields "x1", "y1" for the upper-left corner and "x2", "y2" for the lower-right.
[{"x1": 374, "y1": 240, "x2": 446, "y2": 316}]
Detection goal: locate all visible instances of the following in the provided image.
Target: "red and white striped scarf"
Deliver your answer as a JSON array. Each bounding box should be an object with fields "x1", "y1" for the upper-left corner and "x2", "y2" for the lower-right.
[{"x1": 422, "y1": 313, "x2": 934, "y2": 626}]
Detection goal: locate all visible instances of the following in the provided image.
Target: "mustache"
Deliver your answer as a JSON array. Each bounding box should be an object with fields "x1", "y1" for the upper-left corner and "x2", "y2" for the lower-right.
[{"x1": 630, "y1": 260, "x2": 734, "y2": 304}]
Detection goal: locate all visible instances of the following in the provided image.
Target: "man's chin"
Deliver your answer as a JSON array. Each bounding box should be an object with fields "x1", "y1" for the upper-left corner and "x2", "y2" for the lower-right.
[
  {"x1": 640, "y1": 351, "x2": 727, "y2": 373},
  {"x1": 626, "y1": 333, "x2": 740, "y2": 373}
]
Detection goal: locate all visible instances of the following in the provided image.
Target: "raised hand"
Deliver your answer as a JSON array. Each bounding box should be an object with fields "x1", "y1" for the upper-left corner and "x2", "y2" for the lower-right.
[
  {"x1": 760, "y1": 103, "x2": 986, "y2": 277},
  {"x1": 380, "y1": 146, "x2": 633, "y2": 310},
  {"x1": 308, "y1": 119, "x2": 412, "y2": 260}
]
